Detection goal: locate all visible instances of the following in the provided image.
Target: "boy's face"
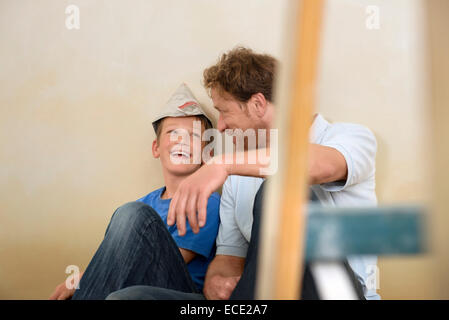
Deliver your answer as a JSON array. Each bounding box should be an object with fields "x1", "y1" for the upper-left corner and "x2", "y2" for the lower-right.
[{"x1": 152, "y1": 116, "x2": 205, "y2": 177}]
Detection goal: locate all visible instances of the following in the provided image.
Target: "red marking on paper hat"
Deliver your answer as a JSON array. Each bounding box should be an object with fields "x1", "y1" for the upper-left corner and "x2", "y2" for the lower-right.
[{"x1": 178, "y1": 101, "x2": 198, "y2": 109}]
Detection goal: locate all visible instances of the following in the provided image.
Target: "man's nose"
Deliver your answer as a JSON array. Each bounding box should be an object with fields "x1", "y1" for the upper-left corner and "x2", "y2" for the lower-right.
[{"x1": 217, "y1": 115, "x2": 227, "y2": 132}]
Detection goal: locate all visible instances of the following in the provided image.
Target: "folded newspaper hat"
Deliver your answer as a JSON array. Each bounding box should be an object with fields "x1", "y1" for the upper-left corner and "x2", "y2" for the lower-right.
[{"x1": 152, "y1": 83, "x2": 213, "y2": 132}]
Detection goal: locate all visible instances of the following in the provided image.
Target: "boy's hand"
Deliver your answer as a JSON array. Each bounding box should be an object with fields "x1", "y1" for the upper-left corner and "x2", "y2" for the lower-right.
[
  {"x1": 49, "y1": 271, "x2": 83, "y2": 300},
  {"x1": 203, "y1": 275, "x2": 241, "y2": 300},
  {"x1": 167, "y1": 162, "x2": 229, "y2": 235},
  {"x1": 49, "y1": 281, "x2": 76, "y2": 300}
]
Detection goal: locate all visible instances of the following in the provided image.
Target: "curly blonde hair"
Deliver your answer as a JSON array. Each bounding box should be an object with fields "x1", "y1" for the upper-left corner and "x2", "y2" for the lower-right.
[{"x1": 203, "y1": 47, "x2": 277, "y2": 102}]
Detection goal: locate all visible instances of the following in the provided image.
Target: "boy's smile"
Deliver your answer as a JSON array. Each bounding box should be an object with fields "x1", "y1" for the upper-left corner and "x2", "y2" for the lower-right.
[
  {"x1": 152, "y1": 116, "x2": 205, "y2": 177},
  {"x1": 170, "y1": 147, "x2": 191, "y2": 160}
]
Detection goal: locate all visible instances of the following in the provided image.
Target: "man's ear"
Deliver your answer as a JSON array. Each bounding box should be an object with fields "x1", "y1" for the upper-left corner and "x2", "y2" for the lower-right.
[
  {"x1": 152, "y1": 139, "x2": 160, "y2": 158},
  {"x1": 249, "y1": 93, "x2": 268, "y2": 118}
]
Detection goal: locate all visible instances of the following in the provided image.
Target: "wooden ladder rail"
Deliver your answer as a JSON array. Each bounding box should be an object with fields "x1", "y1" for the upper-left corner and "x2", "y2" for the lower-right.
[
  {"x1": 427, "y1": 0, "x2": 449, "y2": 299},
  {"x1": 256, "y1": 0, "x2": 324, "y2": 299}
]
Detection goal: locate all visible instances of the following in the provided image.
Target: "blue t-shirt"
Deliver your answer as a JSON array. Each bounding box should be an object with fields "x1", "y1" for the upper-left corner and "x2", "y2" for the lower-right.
[{"x1": 137, "y1": 187, "x2": 220, "y2": 291}]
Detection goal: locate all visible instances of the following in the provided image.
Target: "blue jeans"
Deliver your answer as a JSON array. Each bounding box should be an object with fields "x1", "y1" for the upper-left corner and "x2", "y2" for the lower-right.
[
  {"x1": 72, "y1": 201, "x2": 199, "y2": 300},
  {"x1": 107, "y1": 286, "x2": 205, "y2": 300},
  {"x1": 104, "y1": 183, "x2": 276, "y2": 300},
  {"x1": 104, "y1": 183, "x2": 365, "y2": 300}
]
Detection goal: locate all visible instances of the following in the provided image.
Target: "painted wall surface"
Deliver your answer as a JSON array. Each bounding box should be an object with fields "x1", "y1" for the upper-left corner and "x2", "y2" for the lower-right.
[
  {"x1": 316, "y1": 0, "x2": 434, "y2": 299},
  {"x1": 0, "y1": 0, "x2": 432, "y2": 299}
]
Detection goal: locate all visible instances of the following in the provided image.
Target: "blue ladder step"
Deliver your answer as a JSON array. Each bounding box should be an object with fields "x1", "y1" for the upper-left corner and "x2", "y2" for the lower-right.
[{"x1": 305, "y1": 205, "x2": 426, "y2": 260}]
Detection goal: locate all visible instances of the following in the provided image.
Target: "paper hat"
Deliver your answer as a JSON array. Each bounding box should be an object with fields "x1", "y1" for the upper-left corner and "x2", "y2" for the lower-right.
[{"x1": 152, "y1": 83, "x2": 213, "y2": 132}]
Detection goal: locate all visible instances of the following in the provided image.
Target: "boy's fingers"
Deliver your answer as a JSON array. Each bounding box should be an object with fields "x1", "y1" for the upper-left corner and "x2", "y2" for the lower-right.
[
  {"x1": 49, "y1": 284, "x2": 63, "y2": 300},
  {"x1": 175, "y1": 191, "x2": 189, "y2": 236},
  {"x1": 63, "y1": 289, "x2": 75, "y2": 300},
  {"x1": 176, "y1": 209, "x2": 187, "y2": 237},
  {"x1": 197, "y1": 192, "x2": 209, "y2": 228},
  {"x1": 57, "y1": 293, "x2": 68, "y2": 300},
  {"x1": 58, "y1": 291, "x2": 68, "y2": 300},
  {"x1": 186, "y1": 192, "x2": 199, "y2": 234},
  {"x1": 49, "y1": 290, "x2": 57, "y2": 300},
  {"x1": 49, "y1": 291, "x2": 59, "y2": 300},
  {"x1": 167, "y1": 191, "x2": 179, "y2": 226}
]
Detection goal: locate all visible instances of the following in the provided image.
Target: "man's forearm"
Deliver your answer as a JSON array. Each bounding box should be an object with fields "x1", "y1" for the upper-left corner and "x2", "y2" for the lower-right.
[
  {"x1": 209, "y1": 148, "x2": 272, "y2": 178},
  {"x1": 214, "y1": 144, "x2": 347, "y2": 185},
  {"x1": 308, "y1": 144, "x2": 347, "y2": 185}
]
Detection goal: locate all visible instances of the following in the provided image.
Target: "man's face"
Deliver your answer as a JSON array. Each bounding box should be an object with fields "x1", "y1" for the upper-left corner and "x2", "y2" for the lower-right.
[
  {"x1": 211, "y1": 87, "x2": 271, "y2": 151},
  {"x1": 211, "y1": 87, "x2": 261, "y2": 133},
  {"x1": 153, "y1": 116, "x2": 205, "y2": 177}
]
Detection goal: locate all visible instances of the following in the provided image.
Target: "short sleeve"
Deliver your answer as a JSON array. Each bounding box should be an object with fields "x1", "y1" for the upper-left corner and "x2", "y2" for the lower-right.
[
  {"x1": 215, "y1": 177, "x2": 249, "y2": 257},
  {"x1": 320, "y1": 123, "x2": 377, "y2": 192},
  {"x1": 171, "y1": 193, "x2": 220, "y2": 258}
]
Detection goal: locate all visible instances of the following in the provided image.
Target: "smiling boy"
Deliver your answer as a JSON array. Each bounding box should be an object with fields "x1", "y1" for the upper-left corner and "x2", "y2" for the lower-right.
[{"x1": 50, "y1": 83, "x2": 220, "y2": 300}]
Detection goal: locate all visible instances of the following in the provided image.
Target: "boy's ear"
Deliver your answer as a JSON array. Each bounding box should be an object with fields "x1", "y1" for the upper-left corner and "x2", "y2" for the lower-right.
[{"x1": 152, "y1": 139, "x2": 160, "y2": 158}]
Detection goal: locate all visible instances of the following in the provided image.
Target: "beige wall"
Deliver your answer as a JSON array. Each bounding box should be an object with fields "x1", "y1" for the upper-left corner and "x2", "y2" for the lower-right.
[
  {"x1": 316, "y1": 0, "x2": 434, "y2": 299},
  {"x1": 0, "y1": 0, "x2": 434, "y2": 299},
  {"x1": 0, "y1": 0, "x2": 289, "y2": 299}
]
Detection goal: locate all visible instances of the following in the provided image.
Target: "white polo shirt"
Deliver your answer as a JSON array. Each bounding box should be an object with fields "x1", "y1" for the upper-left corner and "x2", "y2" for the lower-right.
[{"x1": 216, "y1": 114, "x2": 380, "y2": 300}]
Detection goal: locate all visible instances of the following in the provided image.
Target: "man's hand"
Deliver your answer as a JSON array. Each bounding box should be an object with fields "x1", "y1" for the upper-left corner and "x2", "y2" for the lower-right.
[
  {"x1": 203, "y1": 255, "x2": 244, "y2": 300},
  {"x1": 203, "y1": 274, "x2": 241, "y2": 300},
  {"x1": 167, "y1": 162, "x2": 229, "y2": 235}
]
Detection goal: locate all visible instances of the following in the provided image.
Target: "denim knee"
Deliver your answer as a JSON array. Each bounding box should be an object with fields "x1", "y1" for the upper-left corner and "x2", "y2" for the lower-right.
[
  {"x1": 106, "y1": 286, "x2": 205, "y2": 300},
  {"x1": 105, "y1": 201, "x2": 163, "y2": 237},
  {"x1": 105, "y1": 286, "x2": 155, "y2": 300}
]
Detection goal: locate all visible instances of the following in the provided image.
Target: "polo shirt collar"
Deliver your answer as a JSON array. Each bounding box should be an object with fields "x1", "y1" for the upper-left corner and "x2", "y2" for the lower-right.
[{"x1": 309, "y1": 113, "x2": 329, "y2": 144}]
